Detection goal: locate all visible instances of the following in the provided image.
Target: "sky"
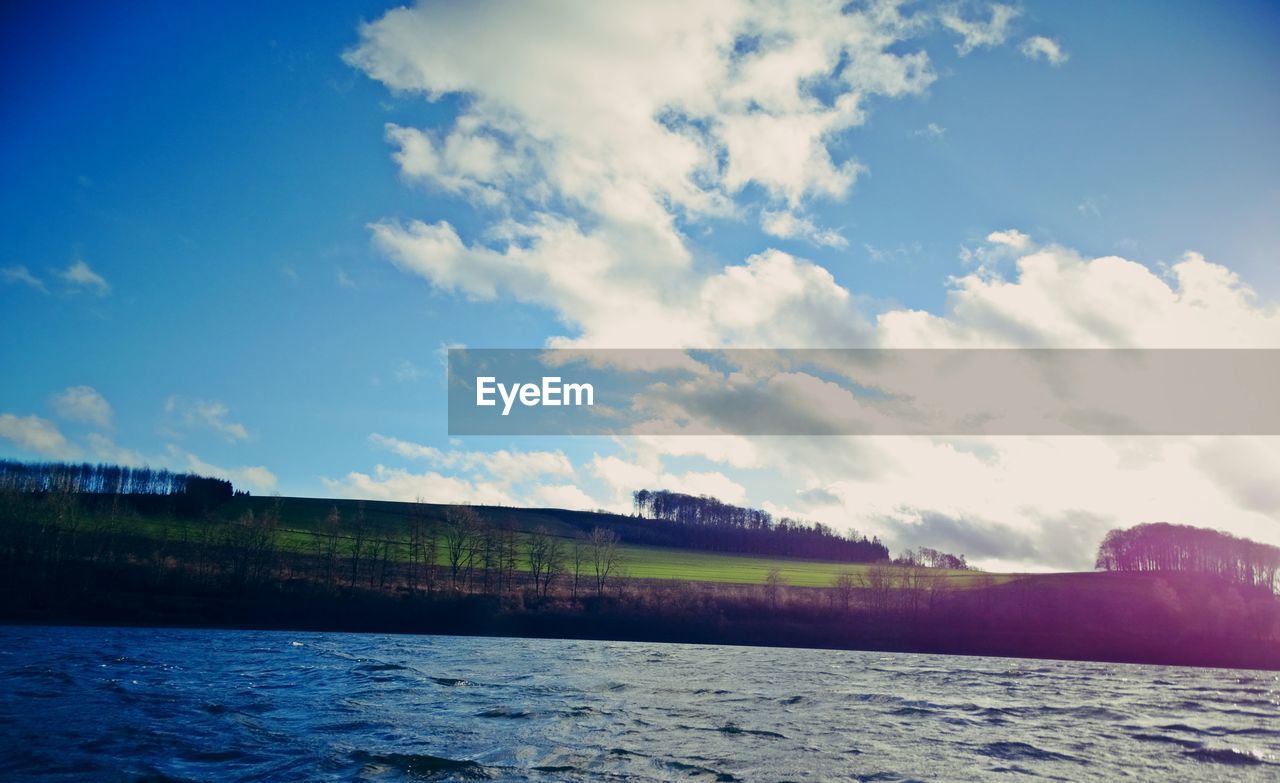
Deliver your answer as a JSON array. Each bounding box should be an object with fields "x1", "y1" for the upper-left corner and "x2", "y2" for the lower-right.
[{"x1": 2, "y1": 0, "x2": 1279, "y2": 570}]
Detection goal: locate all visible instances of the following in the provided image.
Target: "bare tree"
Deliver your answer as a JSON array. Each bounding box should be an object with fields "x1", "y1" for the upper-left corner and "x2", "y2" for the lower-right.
[
  {"x1": 764, "y1": 567, "x2": 786, "y2": 608},
  {"x1": 541, "y1": 534, "x2": 565, "y2": 597},
  {"x1": 407, "y1": 497, "x2": 428, "y2": 591},
  {"x1": 588, "y1": 527, "x2": 622, "y2": 596},
  {"x1": 497, "y1": 525, "x2": 519, "y2": 593},
  {"x1": 570, "y1": 536, "x2": 587, "y2": 599},
  {"x1": 320, "y1": 505, "x2": 342, "y2": 588},
  {"x1": 859, "y1": 563, "x2": 896, "y2": 614},
  {"x1": 443, "y1": 507, "x2": 478, "y2": 590},
  {"x1": 833, "y1": 570, "x2": 857, "y2": 611},
  {"x1": 526, "y1": 525, "x2": 553, "y2": 595},
  {"x1": 348, "y1": 502, "x2": 367, "y2": 588}
]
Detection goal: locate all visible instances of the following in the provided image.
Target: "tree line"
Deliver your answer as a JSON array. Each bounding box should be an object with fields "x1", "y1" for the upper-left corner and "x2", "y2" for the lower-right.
[
  {"x1": 632, "y1": 489, "x2": 888, "y2": 562},
  {"x1": 0, "y1": 476, "x2": 627, "y2": 603},
  {"x1": 0, "y1": 459, "x2": 234, "y2": 508},
  {"x1": 1096, "y1": 522, "x2": 1280, "y2": 593}
]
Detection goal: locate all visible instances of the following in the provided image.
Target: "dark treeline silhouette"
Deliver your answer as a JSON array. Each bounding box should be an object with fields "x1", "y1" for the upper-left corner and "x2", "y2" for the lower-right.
[
  {"x1": 1097, "y1": 522, "x2": 1280, "y2": 593},
  {"x1": 0, "y1": 459, "x2": 233, "y2": 502},
  {"x1": 632, "y1": 489, "x2": 888, "y2": 562}
]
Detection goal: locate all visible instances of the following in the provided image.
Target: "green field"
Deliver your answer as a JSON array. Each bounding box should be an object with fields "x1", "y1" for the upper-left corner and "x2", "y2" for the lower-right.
[
  {"x1": 101, "y1": 494, "x2": 1013, "y2": 589},
  {"x1": 608, "y1": 544, "x2": 1000, "y2": 587}
]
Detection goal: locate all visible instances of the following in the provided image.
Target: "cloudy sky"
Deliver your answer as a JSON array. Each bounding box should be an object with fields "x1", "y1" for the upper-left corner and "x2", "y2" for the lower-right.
[{"x1": 2, "y1": 0, "x2": 1279, "y2": 570}]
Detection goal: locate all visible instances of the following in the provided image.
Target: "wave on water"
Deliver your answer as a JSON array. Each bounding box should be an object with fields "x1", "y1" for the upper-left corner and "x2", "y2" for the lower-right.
[
  {"x1": 1185, "y1": 748, "x2": 1274, "y2": 766},
  {"x1": 4, "y1": 627, "x2": 1280, "y2": 783},
  {"x1": 975, "y1": 741, "x2": 1083, "y2": 764},
  {"x1": 716, "y1": 722, "x2": 786, "y2": 739},
  {"x1": 350, "y1": 750, "x2": 492, "y2": 780},
  {"x1": 476, "y1": 707, "x2": 532, "y2": 719}
]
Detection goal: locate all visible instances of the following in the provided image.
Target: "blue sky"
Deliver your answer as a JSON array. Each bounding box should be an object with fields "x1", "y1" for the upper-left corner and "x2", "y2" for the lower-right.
[{"x1": 2, "y1": 1, "x2": 1278, "y2": 569}]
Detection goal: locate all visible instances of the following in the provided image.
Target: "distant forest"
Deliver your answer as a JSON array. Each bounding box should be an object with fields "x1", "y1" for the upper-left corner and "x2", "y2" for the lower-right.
[
  {"x1": 632, "y1": 489, "x2": 889, "y2": 562},
  {"x1": 0, "y1": 459, "x2": 235, "y2": 513},
  {"x1": 1097, "y1": 522, "x2": 1280, "y2": 593}
]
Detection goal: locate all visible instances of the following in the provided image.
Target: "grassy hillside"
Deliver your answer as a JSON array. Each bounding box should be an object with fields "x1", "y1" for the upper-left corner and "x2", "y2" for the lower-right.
[{"x1": 108, "y1": 494, "x2": 1006, "y2": 588}]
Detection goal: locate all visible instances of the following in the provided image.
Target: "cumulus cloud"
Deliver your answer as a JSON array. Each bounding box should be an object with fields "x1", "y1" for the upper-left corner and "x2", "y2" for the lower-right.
[
  {"x1": 1020, "y1": 35, "x2": 1069, "y2": 66},
  {"x1": 86, "y1": 433, "x2": 146, "y2": 466},
  {"x1": 52, "y1": 385, "x2": 113, "y2": 428},
  {"x1": 0, "y1": 413, "x2": 77, "y2": 459},
  {"x1": 760, "y1": 209, "x2": 848, "y2": 248},
  {"x1": 368, "y1": 433, "x2": 574, "y2": 483},
  {"x1": 940, "y1": 3, "x2": 1021, "y2": 55},
  {"x1": 877, "y1": 244, "x2": 1280, "y2": 348},
  {"x1": 589, "y1": 453, "x2": 748, "y2": 510},
  {"x1": 912, "y1": 122, "x2": 946, "y2": 139},
  {"x1": 175, "y1": 450, "x2": 278, "y2": 493},
  {"x1": 349, "y1": 0, "x2": 942, "y2": 348},
  {"x1": 1, "y1": 265, "x2": 46, "y2": 292},
  {"x1": 164, "y1": 396, "x2": 250, "y2": 442},
  {"x1": 326, "y1": 434, "x2": 583, "y2": 503},
  {"x1": 61, "y1": 260, "x2": 110, "y2": 295},
  {"x1": 323, "y1": 465, "x2": 517, "y2": 505}
]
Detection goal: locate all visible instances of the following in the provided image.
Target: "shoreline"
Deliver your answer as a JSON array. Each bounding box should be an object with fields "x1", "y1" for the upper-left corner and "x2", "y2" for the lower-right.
[{"x1": 5, "y1": 566, "x2": 1278, "y2": 672}]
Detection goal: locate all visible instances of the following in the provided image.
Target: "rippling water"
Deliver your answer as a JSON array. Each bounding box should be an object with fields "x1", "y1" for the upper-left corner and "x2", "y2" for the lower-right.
[{"x1": 1, "y1": 626, "x2": 1277, "y2": 781}]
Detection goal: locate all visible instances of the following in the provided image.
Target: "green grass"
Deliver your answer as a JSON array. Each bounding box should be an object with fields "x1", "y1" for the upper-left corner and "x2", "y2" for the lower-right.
[
  {"x1": 88, "y1": 494, "x2": 1017, "y2": 589},
  {"x1": 614, "y1": 544, "x2": 1007, "y2": 587}
]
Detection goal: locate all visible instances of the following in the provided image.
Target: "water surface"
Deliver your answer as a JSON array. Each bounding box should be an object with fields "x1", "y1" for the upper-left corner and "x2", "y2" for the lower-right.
[{"x1": 1, "y1": 626, "x2": 1276, "y2": 781}]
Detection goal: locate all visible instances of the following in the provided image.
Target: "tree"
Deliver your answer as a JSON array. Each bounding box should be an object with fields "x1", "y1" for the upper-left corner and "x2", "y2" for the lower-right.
[
  {"x1": 833, "y1": 570, "x2": 857, "y2": 611},
  {"x1": 764, "y1": 567, "x2": 786, "y2": 608},
  {"x1": 407, "y1": 498, "x2": 429, "y2": 592},
  {"x1": 443, "y1": 507, "x2": 479, "y2": 590},
  {"x1": 570, "y1": 536, "x2": 587, "y2": 600},
  {"x1": 348, "y1": 502, "x2": 368, "y2": 588},
  {"x1": 588, "y1": 526, "x2": 621, "y2": 596},
  {"x1": 526, "y1": 525, "x2": 550, "y2": 593},
  {"x1": 859, "y1": 563, "x2": 896, "y2": 614},
  {"x1": 1096, "y1": 522, "x2": 1280, "y2": 594},
  {"x1": 320, "y1": 506, "x2": 341, "y2": 587}
]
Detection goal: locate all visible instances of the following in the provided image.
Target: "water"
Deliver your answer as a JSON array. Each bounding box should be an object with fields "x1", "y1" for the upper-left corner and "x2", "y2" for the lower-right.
[{"x1": 1, "y1": 626, "x2": 1277, "y2": 782}]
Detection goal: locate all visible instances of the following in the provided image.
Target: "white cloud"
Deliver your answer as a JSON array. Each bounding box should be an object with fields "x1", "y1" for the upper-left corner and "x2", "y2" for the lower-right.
[
  {"x1": 1020, "y1": 35, "x2": 1069, "y2": 66},
  {"x1": 385, "y1": 123, "x2": 526, "y2": 206},
  {"x1": 529, "y1": 483, "x2": 599, "y2": 511},
  {"x1": 337, "y1": 270, "x2": 357, "y2": 289},
  {"x1": 86, "y1": 433, "x2": 146, "y2": 466},
  {"x1": 878, "y1": 243, "x2": 1280, "y2": 349},
  {"x1": 941, "y1": 3, "x2": 1021, "y2": 55},
  {"x1": 175, "y1": 450, "x2": 278, "y2": 493},
  {"x1": 350, "y1": 0, "x2": 940, "y2": 348},
  {"x1": 393, "y1": 359, "x2": 427, "y2": 382},
  {"x1": 323, "y1": 464, "x2": 516, "y2": 505},
  {"x1": 912, "y1": 122, "x2": 946, "y2": 139},
  {"x1": 368, "y1": 433, "x2": 574, "y2": 483},
  {"x1": 590, "y1": 453, "x2": 748, "y2": 511},
  {"x1": 164, "y1": 396, "x2": 250, "y2": 442},
  {"x1": 0, "y1": 413, "x2": 78, "y2": 459},
  {"x1": 760, "y1": 209, "x2": 848, "y2": 248},
  {"x1": 1, "y1": 265, "x2": 46, "y2": 292},
  {"x1": 984, "y1": 228, "x2": 1031, "y2": 250},
  {"x1": 51, "y1": 385, "x2": 113, "y2": 429},
  {"x1": 61, "y1": 260, "x2": 110, "y2": 295}
]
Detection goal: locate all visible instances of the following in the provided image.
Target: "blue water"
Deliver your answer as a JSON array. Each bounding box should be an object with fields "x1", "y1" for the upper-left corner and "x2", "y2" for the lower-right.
[{"x1": 1, "y1": 626, "x2": 1277, "y2": 781}]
